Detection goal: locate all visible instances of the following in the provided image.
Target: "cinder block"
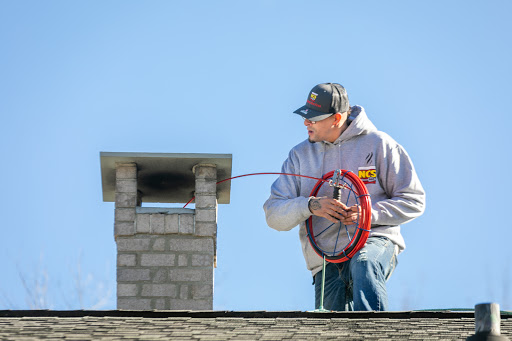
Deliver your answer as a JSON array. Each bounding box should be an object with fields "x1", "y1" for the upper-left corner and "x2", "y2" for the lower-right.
[
  {"x1": 179, "y1": 214, "x2": 195, "y2": 234},
  {"x1": 117, "y1": 254, "x2": 136, "y2": 267},
  {"x1": 116, "y1": 179, "x2": 137, "y2": 193},
  {"x1": 115, "y1": 221, "x2": 135, "y2": 236},
  {"x1": 136, "y1": 214, "x2": 150, "y2": 233},
  {"x1": 152, "y1": 238, "x2": 166, "y2": 251},
  {"x1": 150, "y1": 214, "x2": 165, "y2": 234},
  {"x1": 118, "y1": 283, "x2": 138, "y2": 297},
  {"x1": 195, "y1": 195, "x2": 217, "y2": 209},
  {"x1": 115, "y1": 208, "x2": 136, "y2": 222},
  {"x1": 179, "y1": 285, "x2": 189, "y2": 299},
  {"x1": 194, "y1": 165, "x2": 217, "y2": 179},
  {"x1": 192, "y1": 284, "x2": 213, "y2": 299},
  {"x1": 154, "y1": 298, "x2": 167, "y2": 310},
  {"x1": 169, "y1": 238, "x2": 214, "y2": 253},
  {"x1": 169, "y1": 268, "x2": 213, "y2": 282},
  {"x1": 165, "y1": 214, "x2": 179, "y2": 234},
  {"x1": 115, "y1": 193, "x2": 138, "y2": 208},
  {"x1": 118, "y1": 298, "x2": 151, "y2": 310},
  {"x1": 178, "y1": 254, "x2": 188, "y2": 267},
  {"x1": 116, "y1": 164, "x2": 137, "y2": 179},
  {"x1": 141, "y1": 284, "x2": 177, "y2": 297},
  {"x1": 169, "y1": 299, "x2": 212, "y2": 310},
  {"x1": 152, "y1": 269, "x2": 168, "y2": 284},
  {"x1": 195, "y1": 179, "x2": 217, "y2": 194},
  {"x1": 117, "y1": 238, "x2": 151, "y2": 251},
  {"x1": 141, "y1": 254, "x2": 175, "y2": 266},
  {"x1": 117, "y1": 268, "x2": 151, "y2": 281},
  {"x1": 194, "y1": 222, "x2": 216, "y2": 237},
  {"x1": 191, "y1": 254, "x2": 213, "y2": 267},
  {"x1": 195, "y1": 209, "x2": 217, "y2": 223}
]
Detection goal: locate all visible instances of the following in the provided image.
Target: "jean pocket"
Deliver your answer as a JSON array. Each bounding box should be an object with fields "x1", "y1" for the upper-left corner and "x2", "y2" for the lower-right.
[{"x1": 385, "y1": 253, "x2": 398, "y2": 281}]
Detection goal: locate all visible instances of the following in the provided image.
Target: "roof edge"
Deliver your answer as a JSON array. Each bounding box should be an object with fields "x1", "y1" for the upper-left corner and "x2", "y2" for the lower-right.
[{"x1": 2, "y1": 310, "x2": 511, "y2": 319}]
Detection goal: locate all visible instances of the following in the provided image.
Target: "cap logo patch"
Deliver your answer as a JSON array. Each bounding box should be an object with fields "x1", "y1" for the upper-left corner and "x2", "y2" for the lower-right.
[
  {"x1": 310, "y1": 92, "x2": 318, "y2": 101},
  {"x1": 358, "y1": 166, "x2": 377, "y2": 185},
  {"x1": 300, "y1": 109, "x2": 309, "y2": 114}
]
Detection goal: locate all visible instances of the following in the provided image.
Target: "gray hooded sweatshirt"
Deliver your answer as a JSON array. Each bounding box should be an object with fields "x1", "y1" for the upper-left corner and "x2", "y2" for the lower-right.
[{"x1": 263, "y1": 106, "x2": 426, "y2": 276}]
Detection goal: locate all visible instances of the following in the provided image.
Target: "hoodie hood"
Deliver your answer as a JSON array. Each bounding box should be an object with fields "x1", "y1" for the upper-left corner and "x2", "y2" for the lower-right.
[{"x1": 331, "y1": 105, "x2": 378, "y2": 145}]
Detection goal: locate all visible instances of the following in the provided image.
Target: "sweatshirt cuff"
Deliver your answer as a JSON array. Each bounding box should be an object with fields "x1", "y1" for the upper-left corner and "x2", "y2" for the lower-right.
[{"x1": 302, "y1": 196, "x2": 313, "y2": 220}]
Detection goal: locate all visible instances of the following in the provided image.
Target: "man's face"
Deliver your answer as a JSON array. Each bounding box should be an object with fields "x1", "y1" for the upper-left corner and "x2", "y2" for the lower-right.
[{"x1": 303, "y1": 114, "x2": 337, "y2": 143}]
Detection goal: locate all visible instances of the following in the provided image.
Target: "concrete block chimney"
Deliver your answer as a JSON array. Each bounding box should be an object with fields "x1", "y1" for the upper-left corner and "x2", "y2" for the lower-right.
[{"x1": 100, "y1": 152, "x2": 232, "y2": 310}]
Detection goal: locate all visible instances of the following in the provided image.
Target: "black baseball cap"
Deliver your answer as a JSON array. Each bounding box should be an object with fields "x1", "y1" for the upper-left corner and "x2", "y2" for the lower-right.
[{"x1": 293, "y1": 83, "x2": 350, "y2": 121}]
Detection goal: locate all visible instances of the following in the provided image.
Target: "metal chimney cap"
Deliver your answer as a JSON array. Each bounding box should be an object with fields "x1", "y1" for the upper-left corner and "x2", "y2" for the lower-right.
[{"x1": 100, "y1": 152, "x2": 232, "y2": 204}]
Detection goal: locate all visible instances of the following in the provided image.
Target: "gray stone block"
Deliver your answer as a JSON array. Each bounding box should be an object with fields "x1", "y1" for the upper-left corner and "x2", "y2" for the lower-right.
[
  {"x1": 118, "y1": 268, "x2": 151, "y2": 281},
  {"x1": 169, "y1": 298, "x2": 212, "y2": 310},
  {"x1": 118, "y1": 298, "x2": 151, "y2": 310},
  {"x1": 195, "y1": 195, "x2": 217, "y2": 209},
  {"x1": 117, "y1": 284, "x2": 137, "y2": 297},
  {"x1": 165, "y1": 214, "x2": 179, "y2": 234},
  {"x1": 179, "y1": 214, "x2": 195, "y2": 234},
  {"x1": 141, "y1": 284, "x2": 177, "y2": 297},
  {"x1": 194, "y1": 179, "x2": 217, "y2": 194},
  {"x1": 117, "y1": 254, "x2": 136, "y2": 267},
  {"x1": 179, "y1": 285, "x2": 189, "y2": 300},
  {"x1": 114, "y1": 221, "x2": 135, "y2": 236},
  {"x1": 154, "y1": 298, "x2": 167, "y2": 310},
  {"x1": 192, "y1": 284, "x2": 213, "y2": 299},
  {"x1": 117, "y1": 238, "x2": 151, "y2": 251},
  {"x1": 116, "y1": 164, "x2": 137, "y2": 179},
  {"x1": 141, "y1": 254, "x2": 175, "y2": 267},
  {"x1": 150, "y1": 214, "x2": 165, "y2": 234},
  {"x1": 169, "y1": 238, "x2": 214, "y2": 253},
  {"x1": 191, "y1": 254, "x2": 213, "y2": 267},
  {"x1": 152, "y1": 269, "x2": 168, "y2": 284},
  {"x1": 194, "y1": 165, "x2": 217, "y2": 180},
  {"x1": 178, "y1": 254, "x2": 188, "y2": 267},
  {"x1": 136, "y1": 214, "x2": 150, "y2": 233},
  {"x1": 194, "y1": 222, "x2": 216, "y2": 237},
  {"x1": 195, "y1": 209, "x2": 217, "y2": 223},
  {"x1": 115, "y1": 193, "x2": 138, "y2": 208},
  {"x1": 169, "y1": 268, "x2": 213, "y2": 282},
  {"x1": 116, "y1": 179, "x2": 137, "y2": 193},
  {"x1": 152, "y1": 238, "x2": 166, "y2": 251},
  {"x1": 115, "y1": 208, "x2": 136, "y2": 222}
]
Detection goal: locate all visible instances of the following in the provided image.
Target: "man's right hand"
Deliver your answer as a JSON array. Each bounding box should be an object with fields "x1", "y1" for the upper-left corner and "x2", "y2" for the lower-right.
[{"x1": 308, "y1": 196, "x2": 349, "y2": 224}]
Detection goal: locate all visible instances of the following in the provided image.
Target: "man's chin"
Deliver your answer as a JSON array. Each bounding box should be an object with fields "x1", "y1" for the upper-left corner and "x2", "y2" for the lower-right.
[{"x1": 308, "y1": 137, "x2": 317, "y2": 143}]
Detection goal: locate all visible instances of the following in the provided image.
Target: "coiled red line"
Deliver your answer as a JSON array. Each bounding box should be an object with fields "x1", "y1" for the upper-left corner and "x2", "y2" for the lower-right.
[
  {"x1": 306, "y1": 170, "x2": 372, "y2": 263},
  {"x1": 183, "y1": 171, "x2": 371, "y2": 263}
]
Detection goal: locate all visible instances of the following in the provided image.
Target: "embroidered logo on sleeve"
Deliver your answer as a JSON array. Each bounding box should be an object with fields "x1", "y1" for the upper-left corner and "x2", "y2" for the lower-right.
[{"x1": 358, "y1": 166, "x2": 377, "y2": 185}]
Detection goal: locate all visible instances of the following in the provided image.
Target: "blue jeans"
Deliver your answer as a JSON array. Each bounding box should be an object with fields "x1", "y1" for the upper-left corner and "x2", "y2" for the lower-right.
[{"x1": 314, "y1": 236, "x2": 397, "y2": 311}]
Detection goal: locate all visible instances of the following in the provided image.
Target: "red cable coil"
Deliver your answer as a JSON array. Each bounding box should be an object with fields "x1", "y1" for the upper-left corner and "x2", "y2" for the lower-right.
[
  {"x1": 184, "y1": 170, "x2": 371, "y2": 263},
  {"x1": 306, "y1": 170, "x2": 372, "y2": 263}
]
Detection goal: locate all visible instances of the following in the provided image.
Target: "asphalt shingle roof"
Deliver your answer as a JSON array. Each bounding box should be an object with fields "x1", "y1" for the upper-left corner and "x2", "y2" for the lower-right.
[{"x1": 1, "y1": 310, "x2": 511, "y2": 340}]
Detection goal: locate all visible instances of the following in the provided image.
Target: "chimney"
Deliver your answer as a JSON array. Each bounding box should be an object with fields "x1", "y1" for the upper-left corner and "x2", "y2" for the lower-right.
[{"x1": 100, "y1": 152, "x2": 232, "y2": 310}]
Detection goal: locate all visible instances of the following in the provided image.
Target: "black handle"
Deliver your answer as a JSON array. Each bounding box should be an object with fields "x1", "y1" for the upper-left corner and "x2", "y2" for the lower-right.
[{"x1": 333, "y1": 186, "x2": 341, "y2": 201}]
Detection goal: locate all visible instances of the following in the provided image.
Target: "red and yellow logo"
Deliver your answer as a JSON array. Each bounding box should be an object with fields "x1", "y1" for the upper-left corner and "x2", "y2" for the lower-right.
[
  {"x1": 358, "y1": 166, "x2": 377, "y2": 185},
  {"x1": 310, "y1": 92, "x2": 318, "y2": 101}
]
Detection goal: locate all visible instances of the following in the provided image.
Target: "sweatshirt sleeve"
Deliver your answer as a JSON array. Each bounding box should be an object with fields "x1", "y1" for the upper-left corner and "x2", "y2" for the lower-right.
[
  {"x1": 372, "y1": 142, "x2": 426, "y2": 226},
  {"x1": 263, "y1": 150, "x2": 312, "y2": 231}
]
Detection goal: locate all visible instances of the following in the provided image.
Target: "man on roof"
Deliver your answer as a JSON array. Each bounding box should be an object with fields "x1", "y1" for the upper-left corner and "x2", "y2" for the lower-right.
[{"x1": 263, "y1": 83, "x2": 426, "y2": 311}]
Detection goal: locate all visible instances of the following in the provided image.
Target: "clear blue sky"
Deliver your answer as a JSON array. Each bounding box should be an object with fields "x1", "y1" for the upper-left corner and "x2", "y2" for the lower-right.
[{"x1": 1, "y1": 0, "x2": 511, "y2": 311}]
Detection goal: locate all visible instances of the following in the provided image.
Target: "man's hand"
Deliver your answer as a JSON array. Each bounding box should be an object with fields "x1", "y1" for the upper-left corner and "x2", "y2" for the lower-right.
[
  {"x1": 308, "y1": 197, "x2": 360, "y2": 225},
  {"x1": 339, "y1": 204, "x2": 361, "y2": 225}
]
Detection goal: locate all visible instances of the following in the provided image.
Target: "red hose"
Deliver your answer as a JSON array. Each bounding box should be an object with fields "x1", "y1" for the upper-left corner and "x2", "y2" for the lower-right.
[
  {"x1": 183, "y1": 170, "x2": 371, "y2": 263},
  {"x1": 306, "y1": 170, "x2": 371, "y2": 262}
]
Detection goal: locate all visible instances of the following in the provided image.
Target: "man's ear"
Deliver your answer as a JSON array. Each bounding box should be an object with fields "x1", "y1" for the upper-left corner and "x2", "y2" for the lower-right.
[{"x1": 333, "y1": 112, "x2": 343, "y2": 125}]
